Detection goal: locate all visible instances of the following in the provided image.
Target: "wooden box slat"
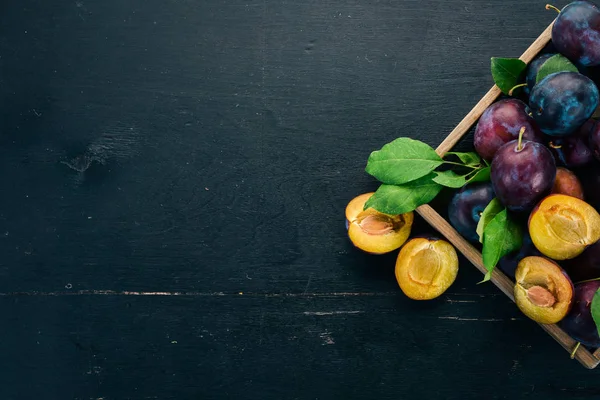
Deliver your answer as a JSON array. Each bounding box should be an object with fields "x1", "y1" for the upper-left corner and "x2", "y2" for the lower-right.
[{"x1": 416, "y1": 19, "x2": 600, "y2": 369}]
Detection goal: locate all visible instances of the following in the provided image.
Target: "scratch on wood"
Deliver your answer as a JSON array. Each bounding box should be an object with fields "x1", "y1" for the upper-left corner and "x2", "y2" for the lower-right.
[
  {"x1": 319, "y1": 331, "x2": 335, "y2": 345},
  {"x1": 438, "y1": 316, "x2": 506, "y2": 322},
  {"x1": 303, "y1": 311, "x2": 364, "y2": 316},
  {"x1": 0, "y1": 290, "x2": 400, "y2": 297},
  {"x1": 302, "y1": 274, "x2": 313, "y2": 295},
  {"x1": 445, "y1": 298, "x2": 477, "y2": 304}
]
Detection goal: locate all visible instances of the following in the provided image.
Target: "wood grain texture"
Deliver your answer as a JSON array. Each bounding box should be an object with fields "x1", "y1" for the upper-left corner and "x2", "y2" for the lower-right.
[
  {"x1": 1, "y1": 0, "x2": 599, "y2": 399},
  {"x1": 435, "y1": 20, "x2": 554, "y2": 156}
]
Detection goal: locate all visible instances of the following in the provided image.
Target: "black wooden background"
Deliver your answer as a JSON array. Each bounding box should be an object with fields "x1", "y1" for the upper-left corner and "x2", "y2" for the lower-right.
[{"x1": 1, "y1": 1, "x2": 598, "y2": 399}]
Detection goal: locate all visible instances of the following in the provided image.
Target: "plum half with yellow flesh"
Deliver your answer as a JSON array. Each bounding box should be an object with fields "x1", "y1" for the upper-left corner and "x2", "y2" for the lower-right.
[
  {"x1": 345, "y1": 193, "x2": 413, "y2": 254},
  {"x1": 395, "y1": 238, "x2": 458, "y2": 300},
  {"x1": 528, "y1": 194, "x2": 600, "y2": 260},
  {"x1": 514, "y1": 256, "x2": 574, "y2": 325}
]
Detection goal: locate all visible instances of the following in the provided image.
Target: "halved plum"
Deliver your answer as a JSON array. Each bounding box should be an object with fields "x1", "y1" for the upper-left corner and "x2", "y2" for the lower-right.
[
  {"x1": 395, "y1": 237, "x2": 458, "y2": 300},
  {"x1": 528, "y1": 194, "x2": 600, "y2": 260},
  {"x1": 345, "y1": 193, "x2": 413, "y2": 254},
  {"x1": 514, "y1": 256, "x2": 574, "y2": 324}
]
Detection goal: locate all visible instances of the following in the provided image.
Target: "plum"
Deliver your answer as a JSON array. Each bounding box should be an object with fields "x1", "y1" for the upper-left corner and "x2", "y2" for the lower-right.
[
  {"x1": 529, "y1": 71, "x2": 599, "y2": 136},
  {"x1": 579, "y1": 164, "x2": 600, "y2": 210},
  {"x1": 498, "y1": 232, "x2": 543, "y2": 281},
  {"x1": 548, "y1": 119, "x2": 595, "y2": 168},
  {"x1": 548, "y1": 134, "x2": 595, "y2": 171},
  {"x1": 345, "y1": 193, "x2": 413, "y2": 254},
  {"x1": 551, "y1": 1, "x2": 600, "y2": 67},
  {"x1": 514, "y1": 256, "x2": 574, "y2": 324},
  {"x1": 525, "y1": 53, "x2": 555, "y2": 94},
  {"x1": 395, "y1": 237, "x2": 458, "y2": 300},
  {"x1": 564, "y1": 241, "x2": 600, "y2": 282},
  {"x1": 448, "y1": 182, "x2": 495, "y2": 243},
  {"x1": 559, "y1": 281, "x2": 600, "y2": 348},
  {"x1": 590, "y1": 119, "x2": 600, "y2": 161},
  {"x1": 529, "y1": 194, "x2": 600, "y2": 260},
  {"x1": 473, "y1": 99, "x2": 543, "y2": 161},
  {"x1": 490, "y1": 133, "x2": 556, "y2": 212},
  {"x1": 551, "y1": 167, "x2": 585, "y2": 199},
  {"x1": 548, "y1": 137, "x2": 594, "y2": 168}
]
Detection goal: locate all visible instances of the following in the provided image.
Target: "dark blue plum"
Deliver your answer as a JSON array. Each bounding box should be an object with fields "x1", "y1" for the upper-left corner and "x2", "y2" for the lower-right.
[
  {"x1": 552, "y1": 1, "x2": 600, "y2": 67},
  {"x1": 448, "y1": 182, "x2": 495, "y2": 243},
  {"x1": 491, "y1": 139, "x2": 557, "y2": 212},
  {"x1": 497, "y1": 232, "x2": 543, "y2": 281},
  {"x1": 529, "y1": 71, "x2": 599, "y2": 136},
  {"x1": 525, "y1": 53, "x2": 555, "y2": 94}
]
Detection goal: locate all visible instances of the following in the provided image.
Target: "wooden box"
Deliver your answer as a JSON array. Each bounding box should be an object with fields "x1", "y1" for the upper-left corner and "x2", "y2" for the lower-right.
[{"x1": 415, "y1": 20, "x2": 600, "y2": 369}]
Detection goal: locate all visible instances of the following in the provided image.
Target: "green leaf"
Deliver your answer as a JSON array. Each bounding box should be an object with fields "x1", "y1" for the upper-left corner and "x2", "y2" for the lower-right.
[
  {"x1": 491, "y1": 57, "x2": 527, "y2": 95},
  {"x1": 480, "y1": 209, "x2": 523, "y2": 282},
  {"x1": 365, "y1": 138, "x2": 443, "y2": 185},
  {"x1": 476, "y1": 198, "x2": 503, "y2": 243},
  {"x1": 467, "y1": 166, "x2": 491, "y2": 184},
  {"x1": 432, "y1": 170, "x2": 470, "y2": 188},
  {"x1": 364, "y1": 174, "x2": 443, "y2": 215},
  {"x1": 445, "y1": 151, "x2": 481, "y2": 167},
  {"x1": 591, "y1": 289, "x2": 600, "y2": 337},
  {"x1": 536, "y1": 54, "x2": 579, "y2": 84}
]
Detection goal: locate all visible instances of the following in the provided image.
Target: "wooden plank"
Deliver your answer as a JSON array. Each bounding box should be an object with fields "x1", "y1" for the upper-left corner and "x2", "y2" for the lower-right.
[{"x1": 418, "y1": 19, "x2": 600, "y2": 369}]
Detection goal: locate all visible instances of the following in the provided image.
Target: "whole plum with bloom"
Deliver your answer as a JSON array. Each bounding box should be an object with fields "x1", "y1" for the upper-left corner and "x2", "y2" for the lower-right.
[
  {"x1": 473, "y1": 99, "x2": 543, "y2": 161},
  {"x1": 559, "y1": 281, "x2": 600, "y2": 348},
  {"x1": 551, "y1": 1, "x2": 600, "y2": 67},
  {"x1": 525, "y1": 53, "x2": 555, "y2": 94},
  {"x1": 529, "y1": 71, "x2": 599, "y2": 136},
  {"x1": 491, "y1": 136, "x2": 556, "y2": 212},
  {"x1": 448, "y1": 182, "x2": 495, "y2": 243}
]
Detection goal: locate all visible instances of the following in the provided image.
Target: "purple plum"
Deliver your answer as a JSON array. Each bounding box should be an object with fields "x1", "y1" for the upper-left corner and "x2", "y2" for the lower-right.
[
  {"x1": 473, "y1": 99, "x2": 544, "y2": 161},
  {"x1": 559, "y1": 281, "x2": 600, "y2": 348},
  {"x1": 491, "y1": 137, "x2": 557, "y2": 212},
  {"x1": 552, "y1": 1, "x2": 600, "y2": 67}
]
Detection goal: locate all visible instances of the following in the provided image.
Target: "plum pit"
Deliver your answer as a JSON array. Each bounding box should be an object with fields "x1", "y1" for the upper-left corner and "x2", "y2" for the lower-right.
[
  {"x1": 529, "y1": 194, "x2": 600, "y2": 260},
  {"x1": 514, "y1": 256, "x2": 574, "y2": 324},
  {"x1": 345, "y1": 193, "x2": 413, "y2": 254},
  {"x1": 395, "y1": 238, "x2": 458, "y2": 300}
]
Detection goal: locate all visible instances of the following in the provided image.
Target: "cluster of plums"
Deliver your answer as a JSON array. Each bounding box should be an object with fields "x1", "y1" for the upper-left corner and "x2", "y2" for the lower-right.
[
  {"x1": 449, "y1": 0, "x2": 600, "y2": 348},
  {"x1": 344, "y1": 1, "x2": 600, "y2": 351}
]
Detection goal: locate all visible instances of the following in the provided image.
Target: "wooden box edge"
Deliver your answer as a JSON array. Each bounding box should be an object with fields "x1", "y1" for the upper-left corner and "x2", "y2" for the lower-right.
[{"x1": 417, "y1": 19, "x2": 600, "y2": 370}]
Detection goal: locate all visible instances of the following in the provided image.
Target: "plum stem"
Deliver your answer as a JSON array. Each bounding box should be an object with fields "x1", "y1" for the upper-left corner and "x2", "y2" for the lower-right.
[
  {"x1": 574, "y1": 276, "x2": 600, "y2": 284},
  {"x1": 545, "y1": 4, "x2": 561, "y2": 13},
  {"x1": 570, "y1": 342, "x2": 581, "y2": 359},
  {"x1": 516, "y1": 126, "x2": 526, "y2": 151},
  {"x1": 548, "y1": 141, "x2": 562, "y2": 149},
  {"x1": 508, "y1": 83, "x2": 527, "y2": 96}
]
